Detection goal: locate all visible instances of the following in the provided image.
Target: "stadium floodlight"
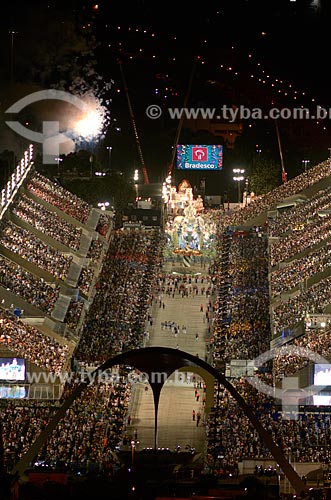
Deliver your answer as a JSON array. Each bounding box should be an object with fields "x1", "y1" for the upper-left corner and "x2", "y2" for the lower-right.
[{"x1": 233, "y1": 168, "x2": 245, "y2": 205}]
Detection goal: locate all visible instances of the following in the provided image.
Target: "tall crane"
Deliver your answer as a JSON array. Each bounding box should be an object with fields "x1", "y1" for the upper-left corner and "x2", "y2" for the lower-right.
[
  {"x1": 118, "y1": 60, "x2": 150, "y2": 185},
  {"x1": 275, "y1": 119, "x2": 287, "y2": 183},
  {"x1": 167, "y1": 57, "x2": 198, "y2": 178}
]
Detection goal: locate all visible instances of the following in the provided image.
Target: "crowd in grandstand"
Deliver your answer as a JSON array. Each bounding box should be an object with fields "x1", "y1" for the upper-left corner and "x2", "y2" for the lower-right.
[
  {"x1": 207, "y1": 376, "x2": 331, "y2": 465},
  {"x1": 272, "y1": 326, "x2": 331, "y2": 380},
  {"x1": 272, "y1": 275, "x2": 331, "y2": 335},
  {"x1": 75, "y1": 228, "x2": 163, "y2": 363},
  {"x1": 12, "y1": 193, "x2": 83, "y2": 251},
  {"x1": 26, "y1": 171, "x2": 112, "y2": 237},
  {"x1": 26, "y1": 172, "x2": 91, "y2": 224},
  {"x1": 220, "y1": 159, "x2": 331, "y2": 227},
  {"x1": 0, "y1": 224, "x2": 162, "y2": 470},
  {"x1": 1, "y1": 374, "x2": 131, "y2": 472},
  {"x1": 271, "y1": 240, "x2": 331, "y2": 297},
  {"x1": 86, "y1": 238, "x2": 105, "y2": 262},
  {"x1": 204, "y1": 168, "x2": 331, "y2": 469},
  {"x1": 0, "y1": 220, "x2": 73, "y2": 281},
  {"x1": 96, "y1": 212, "x2": 113, "y2": 238},
  {"x1": 268, "y1": 185, "x2": 331, "y2": 238},
  {"x1": 0, "y1": 169, "x2": 131, "y2": 474},
  {"x1": 63, "y1": 298, "x2": 85, "y2": 332},
  {"x1": 0, "y1": 255, "x2": 60, "y2": 314},
  {"x1": 1, "y1": 401, "x2": 56, "y2": 471},
  {"x1": 77, "y1": 267, "x2": 95, "y2": 297},
  {"x1": 33, "y1": 375, "x2": 131, "y2": 468},
  {"x1": 270, "y1": 213, "x2": 331, "y2": 267},
  {"x1": 0, "y1": 309, "x2": 70, "y2": 374},
  {"x1": 3, "y1": 157, "x2": 331, "y2": 480},
  {"x1": 210, "y1": 229, "x2": 270, "y2": 363}
]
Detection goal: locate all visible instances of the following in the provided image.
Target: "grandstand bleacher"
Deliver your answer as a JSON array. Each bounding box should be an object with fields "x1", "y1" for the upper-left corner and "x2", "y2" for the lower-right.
[
  {"x1": 0, "y1": 146, "x2": 113, "y2": 401},
  {"x1": 3, "y1": 145, "x2": 331, "y2": 485}
]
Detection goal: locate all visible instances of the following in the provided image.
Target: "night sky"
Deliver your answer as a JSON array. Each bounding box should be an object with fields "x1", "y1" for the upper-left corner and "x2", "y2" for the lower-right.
[{"x1": 1, "y1": 0, "x2": 331, "y2": 197}]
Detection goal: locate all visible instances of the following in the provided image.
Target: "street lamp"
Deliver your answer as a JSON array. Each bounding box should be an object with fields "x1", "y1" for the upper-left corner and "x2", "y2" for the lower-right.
[
  {"x1": 134, "y1": 169, "x2": 139, "y2": 200},
  {"x1": 54, "y1": 157, "x2": 63, "y2": 177},
  {"x1": 131, "y1": 439, "x2": 135, "y2": 467},
  {"x1": 244, "y1": 177, "x2": 250, "y2": 207},
  {"x1": 106, "y1": 146, "x2": 112, "y2": 173},
  {"x1": 302, "y1": 159, "x2": 310, "y2": 173},
  {"x1": 89, "y1": 154, "x2": 94, "y2": 179},
  {"x1": 233, "y1": 168, "x2": 245, "y2": 206},
  {"x1": 9, "y1": 30, "x2": 18, "y2": 82},
  {"x1": 97, "y1": 202, "x2": 110, "y2": 211},
  {"x1": 131, "y1": 439, "x2": 139, "y2": 468},
  {"x1": 162, "y1": 174, "x2": 172, "y2": 204}
]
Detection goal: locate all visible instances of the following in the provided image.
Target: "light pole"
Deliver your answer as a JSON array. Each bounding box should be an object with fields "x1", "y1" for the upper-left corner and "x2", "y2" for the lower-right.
[
  {"x1": 9, "y1": 30, "x2": 18, "y2": 83},
  {"x1": 134, "y1": 169, "x2": 139, "y2": 201},
  {"x1": 233, "y1": 168, "x2": 245, "y2": 206},
  {"x1": 89, "y1": 154, "x2": 94, "y2": 179},
  {"x1": 97, "y1": 202, "x2": 110, "y2": 211},
  {"x1": 131, "y1": 439, "x2": 135, "y2": 469},
  {"x1": 302, "y1": 159, "x2": 310, "y2": 173},
  {"x1": 54, "y1": 157, "x2": 63, "y2": 178},
  {"x1": 106, "y1": 146, "x2": 112, "y2": 173},
  {"x1": 244, "y1": 177, "x2": 249, "y2": 207}
]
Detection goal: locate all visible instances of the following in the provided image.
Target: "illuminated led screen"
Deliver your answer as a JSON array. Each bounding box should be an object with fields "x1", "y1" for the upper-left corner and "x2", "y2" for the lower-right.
[
  {"x1": 177, "y1": 145, "x2": 223, "y2": 170},
  {"x1": 0, "y1": 358, "x2": 26, "y2": 381},
  {"x1": 0, "y1": 385, "x2": 27, "y2": 399},
  {"x1": 313, "y1": 394, "x2": 331, "y2": 406},
  {"x1": 314, "y1": 364, "x2": 331, "y2": 386}
]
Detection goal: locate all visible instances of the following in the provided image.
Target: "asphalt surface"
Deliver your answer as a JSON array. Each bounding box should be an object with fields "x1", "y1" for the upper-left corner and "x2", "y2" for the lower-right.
[{"x1": 126, "y1": 260, "x2": 213, "y2": 455}]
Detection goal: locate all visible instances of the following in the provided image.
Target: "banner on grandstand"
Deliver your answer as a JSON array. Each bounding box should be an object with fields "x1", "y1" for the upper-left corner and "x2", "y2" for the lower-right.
[{"x1": 177, "y1": 145, "x2": 223, "y2": 170}]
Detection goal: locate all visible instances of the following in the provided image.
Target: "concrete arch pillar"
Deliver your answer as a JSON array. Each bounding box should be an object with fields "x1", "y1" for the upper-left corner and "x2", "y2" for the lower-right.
[{"x1": 12, "y1": 346, "x2": 308, "y2": 496}]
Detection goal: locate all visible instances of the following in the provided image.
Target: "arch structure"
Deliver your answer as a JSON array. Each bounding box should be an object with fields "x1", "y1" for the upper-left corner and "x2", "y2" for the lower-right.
[{"x1": 12, "y1": 347, "x2": 307, "y2": 495}]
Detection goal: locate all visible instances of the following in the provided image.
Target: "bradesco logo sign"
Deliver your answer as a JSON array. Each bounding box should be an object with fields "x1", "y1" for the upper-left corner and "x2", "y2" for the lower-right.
[
  {"x1": 5, "y1": 89, "x2": 89, "y2": 164},
  {"x1": 246, "y1": 345, "x2": 330, "y2": 419},
  {"x1": 192, "y1": 147, "x2": 208, "y2": 161},
  {"x1": 176, "y1": 144, "x2": 223, "y2": 170}
]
